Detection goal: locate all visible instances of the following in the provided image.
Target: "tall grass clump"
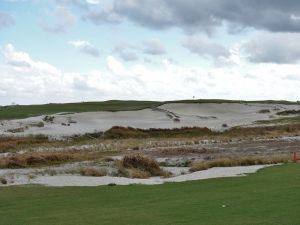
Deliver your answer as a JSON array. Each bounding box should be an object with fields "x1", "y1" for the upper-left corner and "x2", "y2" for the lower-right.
[
  {"x1": 0, "y1": 135, "x2": 49, "y2": 153},
  {"x1": 0, "y1": 152, "x2": 73, "y2": 169},
  {"x1": 190, "y1": 155, "x2": 289, "y2": 172}
]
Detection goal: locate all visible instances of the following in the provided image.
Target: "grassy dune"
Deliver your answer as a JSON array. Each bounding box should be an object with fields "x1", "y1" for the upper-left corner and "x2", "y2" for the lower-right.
[
  {"x1": 0, "y1": 164, "x2": 300, "y2": 225},
  {"x1": 0, "y1": 100, "x2": 162, "y2": 120},
  {"x1": 0, "y1": 99, "x2": 297, "y2": 120}
]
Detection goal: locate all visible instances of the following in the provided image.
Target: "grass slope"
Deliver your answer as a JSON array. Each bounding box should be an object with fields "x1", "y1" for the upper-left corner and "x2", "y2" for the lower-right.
[
  {"x1": 0, "y1": 99, "x2": 298, "y2": 120},
  {"x1": 0, "y1": 100, "x2": 162, "y2": 120},
  {"x1": 0, "y1": 164, "x2": 300, "y2": 225}
]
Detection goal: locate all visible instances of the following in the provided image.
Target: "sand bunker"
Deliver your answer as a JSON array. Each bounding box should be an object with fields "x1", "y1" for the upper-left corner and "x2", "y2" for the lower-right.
[
  {"x1": 0, "y1": 165, "x2": 272, "y2": 187},
  {"x1": 1, "y1": 103, "x2": 300, "y2": 137},
  {"x1": 32, "y1": 165, "x2": 272, "y2": 186}
]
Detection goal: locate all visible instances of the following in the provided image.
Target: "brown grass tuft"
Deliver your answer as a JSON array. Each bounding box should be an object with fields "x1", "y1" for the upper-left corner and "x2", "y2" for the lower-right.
[
  {"x1": 190, "y1": 155, "x2": 289, "y2": 172},
  {"x1": 122, "y1": 155, "x2": 162, "y2": 176},
  {"x1": 79, "y1": 167, "x2": 107, "y2": 177},
  {"x1": 0, "y1": 152, "x2": 73, "y2": 169},
  {"x1": 0, "y1": 136, "x2": 49, "y2": 153},
  {"x1": 116, "y1": 155, "x2": 170, "y2": 178}
]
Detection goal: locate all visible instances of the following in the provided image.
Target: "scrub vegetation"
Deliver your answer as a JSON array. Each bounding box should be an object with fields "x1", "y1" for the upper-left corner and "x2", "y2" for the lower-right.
[{"x1": 190, "y1": 155, "x2": 289, "y2": 172}]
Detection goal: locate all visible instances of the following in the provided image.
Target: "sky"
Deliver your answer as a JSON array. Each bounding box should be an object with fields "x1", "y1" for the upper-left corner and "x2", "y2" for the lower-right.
[{"x1": 1, "y1": 0, "x2": 300, "y2": 105}]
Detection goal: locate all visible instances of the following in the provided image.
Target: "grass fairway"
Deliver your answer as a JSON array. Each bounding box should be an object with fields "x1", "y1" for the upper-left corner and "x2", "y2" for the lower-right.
[{"x1": 1, "y1": 164, "x2": 300, "y2": 225}]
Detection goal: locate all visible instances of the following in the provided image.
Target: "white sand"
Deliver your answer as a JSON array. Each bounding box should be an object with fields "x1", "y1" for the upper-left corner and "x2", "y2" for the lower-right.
[
  {"x1": 32, "y1": 165, "x2": 270, "y2": 186},
  {"x1": 0, "y1": 165, "x2": 271, "y2": 187},
  {"x1": 1, "y1": 103, "x2": 299, "y2": 137}
]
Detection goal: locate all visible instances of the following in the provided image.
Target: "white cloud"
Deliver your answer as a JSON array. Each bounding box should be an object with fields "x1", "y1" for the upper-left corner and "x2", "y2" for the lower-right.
[
  {"x1": 3, "y1": 44, "x2": 60, "y2": 75},
  {"x1": 0, "y1": 11, "x2": 14, "y2": 30},
  {"x1": 106, "y1": 56, "x2": 127, "y2": 75},
  {"x1": 40, "y1": 6, "x2": 76, "y2": 33},
  {"x1": 69, "y1": 40, "x2": 100, "y2": 57},
  {"x1": 182, "y1": 35, "x2": 230, "y2": 59},
  {"x1": 243, "y1": 32, "x2": 300, "y2": 64},
  {"x1": 86, "y1": 0, "x2": 100, "y2": 4},
  {"x1": 143, "y1": 39, "x2": 166, "y2": 55},
  {"x1": 1, "y1": 44, "x2": 300, "y2": 105}
]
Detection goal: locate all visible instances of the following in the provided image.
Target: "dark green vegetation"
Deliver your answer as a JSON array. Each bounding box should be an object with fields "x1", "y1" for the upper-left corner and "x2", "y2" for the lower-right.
[
  {"x1": 276, "y1": 109, "x2": 300, "y2": 116},
  {"x1": 257, "y1": 115, "x2": 300, "y2": 124},
  {"x1": 0, "y1": 99, "x2": 298, "y2": 120},
  {"x1": 1, "y1": 164, "x2": 300, "y2": 225}
]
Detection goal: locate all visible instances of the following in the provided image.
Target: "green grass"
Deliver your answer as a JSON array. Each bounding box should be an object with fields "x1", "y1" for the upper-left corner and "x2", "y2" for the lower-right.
[
  {"x1": 1, "y1": 164, "x2": 300, "y2": 225},
  {"x1": 1, "y1": 99, "x2": 298, "y2": 120},
  {"x1": 0, "y1": 100, "x2": 162, "y2": 120},
  {"x1": 256, "y1": 115, "x2": 300, "y2": 124}
]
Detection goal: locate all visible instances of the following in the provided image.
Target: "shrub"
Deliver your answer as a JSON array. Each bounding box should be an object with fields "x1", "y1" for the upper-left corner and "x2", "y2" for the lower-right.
[
  {"x1": 116, "y1": 155, "x2": 170, "y2": 178},
  {"x1": 0, "y1": 177, "x2": 7, "y2": 185},
  {"x1": 258, "y1": 109, "x2": 271, "y2": 114},
  {"x1": 122, "y1": 155, "x2": 162, "y2": 176}
]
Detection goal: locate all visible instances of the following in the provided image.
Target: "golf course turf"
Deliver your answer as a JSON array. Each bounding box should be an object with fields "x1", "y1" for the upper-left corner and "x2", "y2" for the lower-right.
[{"x1": 1, "y1": 163, "x2": 300, "y2": 225}]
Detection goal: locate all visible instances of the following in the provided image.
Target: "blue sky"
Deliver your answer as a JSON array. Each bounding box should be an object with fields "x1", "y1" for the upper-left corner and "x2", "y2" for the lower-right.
[{"x1": 1, "y1": 0, "x2": 300, "y2": 105}]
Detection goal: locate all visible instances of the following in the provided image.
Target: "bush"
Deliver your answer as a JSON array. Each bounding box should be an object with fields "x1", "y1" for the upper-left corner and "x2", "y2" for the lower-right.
[
  {"x1": 122, "y1": 155, "x2": 162, "y2": 176},
  {"x1": 0, "y1": 177, "x2": 7, "y2": 185}
]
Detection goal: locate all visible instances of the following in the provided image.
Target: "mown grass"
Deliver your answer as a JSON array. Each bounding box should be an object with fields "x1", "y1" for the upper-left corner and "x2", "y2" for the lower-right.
[
  {"x1": 190, "y1": 155, "x2": 289, "y2": 172},
  {"x1": 0, "y1": 100, "x2": 162, "y2": 120},
  {"x1": 0, "y1": 164, "x2": 300, "y2": 225}
]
